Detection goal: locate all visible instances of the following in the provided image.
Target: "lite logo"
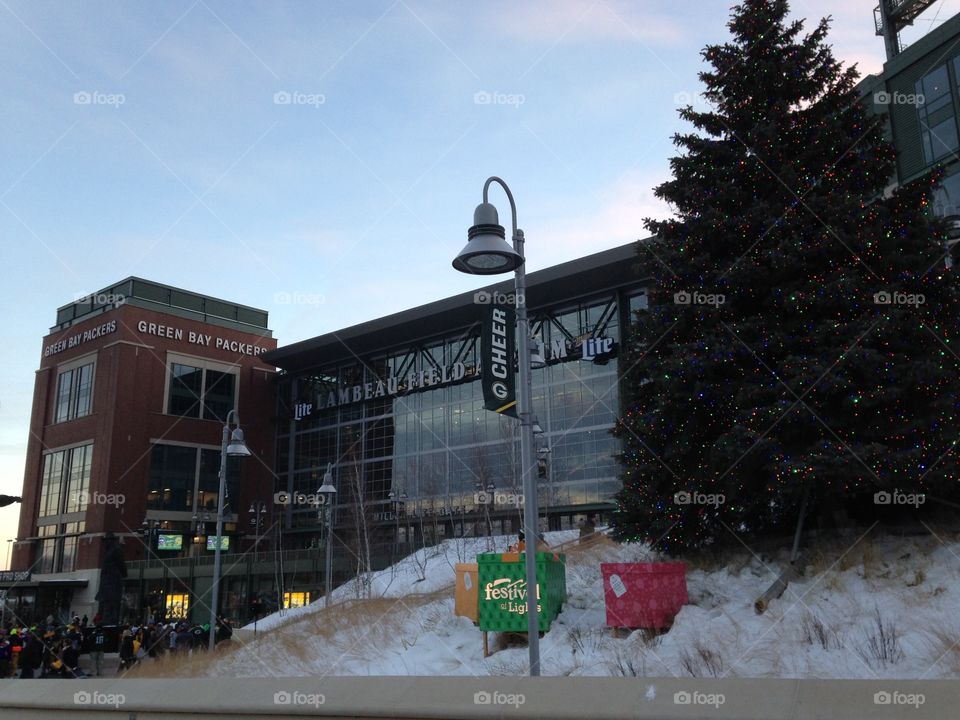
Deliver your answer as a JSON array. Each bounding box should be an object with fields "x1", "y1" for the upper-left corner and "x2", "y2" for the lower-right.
[
  {"x1": 294, "y1": 402, "x2": 313, "y2": 420},
  {"x1": 581, "y1": 336, "x2": 614, "y2": 361}
]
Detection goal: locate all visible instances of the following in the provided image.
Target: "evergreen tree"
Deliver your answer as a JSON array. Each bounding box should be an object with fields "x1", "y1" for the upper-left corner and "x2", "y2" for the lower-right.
[{"x1": 612, "y1": 0, "x2": 959, "y2": 552}]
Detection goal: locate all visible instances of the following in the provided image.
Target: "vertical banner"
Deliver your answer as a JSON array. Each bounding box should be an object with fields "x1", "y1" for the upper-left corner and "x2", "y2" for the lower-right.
[{"x1": 481, "y1": 303, "x2": 518, "y2": 417}]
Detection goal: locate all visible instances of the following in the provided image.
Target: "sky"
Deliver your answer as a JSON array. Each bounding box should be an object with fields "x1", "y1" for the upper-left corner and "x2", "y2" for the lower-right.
[{"x1": 2, "y1": 0, "x2": 959, "y2": 565}]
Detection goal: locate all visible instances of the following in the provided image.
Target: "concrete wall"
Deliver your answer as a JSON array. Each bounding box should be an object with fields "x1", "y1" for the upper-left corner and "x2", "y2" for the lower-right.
[{"x1": 0, "y1": 677, "x2": 954, "y2": 719}]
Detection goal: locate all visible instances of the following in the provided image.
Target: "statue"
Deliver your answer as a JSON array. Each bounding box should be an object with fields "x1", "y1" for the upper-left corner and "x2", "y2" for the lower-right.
[{"x1": 95, "y1": 532, "x2": 126, "y2": 625}]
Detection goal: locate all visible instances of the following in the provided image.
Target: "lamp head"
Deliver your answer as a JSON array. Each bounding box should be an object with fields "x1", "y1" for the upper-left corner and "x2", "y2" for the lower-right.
[
  {"x1": 453, "y1": 202, "x2": 523, "y2": 275},
  {"x1": 317, "y1": 464, "x2": 336, "y2": 497},
  {"x1": 226, "y1": 428, "x2": 252, "y2": 457}
]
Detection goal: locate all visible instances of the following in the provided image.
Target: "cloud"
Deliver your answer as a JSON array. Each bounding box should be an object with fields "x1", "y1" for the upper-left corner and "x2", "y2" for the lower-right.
[
  {"x1": 530, "y1": 169, "x2": 671, "y2": 267},
  {"x1": 490, "y1": 0, "x2": 683, "y2": 45}
]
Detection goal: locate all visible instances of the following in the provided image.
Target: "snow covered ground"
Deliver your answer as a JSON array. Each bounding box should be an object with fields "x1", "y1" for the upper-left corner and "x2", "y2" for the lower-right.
[{"x1": 137, "y1": 529, "x2": 960, "y2": 679}]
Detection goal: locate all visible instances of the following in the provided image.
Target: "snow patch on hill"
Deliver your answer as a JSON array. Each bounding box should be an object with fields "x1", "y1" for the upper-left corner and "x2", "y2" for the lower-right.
[{"x1": 148, "y1": 531, "x2": 960, "y2": 678}]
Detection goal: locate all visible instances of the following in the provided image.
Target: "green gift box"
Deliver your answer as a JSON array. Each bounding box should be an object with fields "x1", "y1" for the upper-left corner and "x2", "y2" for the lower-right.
[{"x1": 476, "y1": 551, "x2": 566, "y2": 632}]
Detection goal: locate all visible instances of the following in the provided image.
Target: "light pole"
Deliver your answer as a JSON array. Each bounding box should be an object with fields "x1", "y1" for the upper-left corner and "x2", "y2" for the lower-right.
[
  {"x1": 316, "y1": 463, "x2": 337, "y2": 608},
  {"x1": 209, "y1": 409, "x2": 252, "y2": 651},
  {"x1": 387, "y1": 489, "x2": 407, "y2": 560},
  {"x1": 249, "y1": 502, "x2": 268, "y2": 556},
  {"x1": 453, "y1": 176, "x2": 542, "y2": 676}
]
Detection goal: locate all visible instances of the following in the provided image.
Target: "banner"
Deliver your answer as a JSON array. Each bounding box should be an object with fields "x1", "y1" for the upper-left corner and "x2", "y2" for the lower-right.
[{"x1": 481, "y1": 303, "x2": 517, "y2": 417}]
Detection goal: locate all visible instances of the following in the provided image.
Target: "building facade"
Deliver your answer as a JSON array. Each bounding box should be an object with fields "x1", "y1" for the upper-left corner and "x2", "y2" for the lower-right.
[
  {"x1": 3, "y1": 278, "x2": 277, "y2": 625},
  {"x1": 263, "y1": 243, "x2": 650, "y2": 571},
  {"x1": 863, "y1": 9, "x2": 960, "y2": 238}
]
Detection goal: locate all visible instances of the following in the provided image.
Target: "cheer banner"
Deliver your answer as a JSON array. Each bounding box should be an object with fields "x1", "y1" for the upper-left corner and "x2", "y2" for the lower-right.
[{"x1": 480, "y1": 303, "x2": 518, "y2": 418}]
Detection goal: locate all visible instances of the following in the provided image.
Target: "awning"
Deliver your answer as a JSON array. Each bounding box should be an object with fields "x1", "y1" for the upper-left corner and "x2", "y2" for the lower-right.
[{"x1": 37, "y1": 579, "x2": 89, "y2": 588}]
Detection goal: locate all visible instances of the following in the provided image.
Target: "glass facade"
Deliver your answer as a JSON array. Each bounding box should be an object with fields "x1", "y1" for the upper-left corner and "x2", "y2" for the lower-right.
[
  {"x1": 917, "y1": 62, "x2": 960, "y2": 165},
  {"x1": 276, "y1": 290, "x2": 637, "y2": 556}
]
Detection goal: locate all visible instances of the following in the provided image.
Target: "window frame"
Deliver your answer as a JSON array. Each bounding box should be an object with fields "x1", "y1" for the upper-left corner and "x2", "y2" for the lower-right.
[
  {"x1": 162, "y1": 352, "x2": 240, "y2": 421},
  {"x1": 53, "y1": 353, "x2": 97, "y2": 424}
]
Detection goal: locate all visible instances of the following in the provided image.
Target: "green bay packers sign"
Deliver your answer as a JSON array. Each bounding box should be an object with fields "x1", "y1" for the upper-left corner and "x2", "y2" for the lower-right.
[{"x1": 481, "y1": 303, "x2": 517, "y2": 417}]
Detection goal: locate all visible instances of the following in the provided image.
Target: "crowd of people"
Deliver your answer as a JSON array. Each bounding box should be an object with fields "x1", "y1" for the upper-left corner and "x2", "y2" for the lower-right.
[{"x1": 0, "y1": 613, "x2": 232, "y2": 678}]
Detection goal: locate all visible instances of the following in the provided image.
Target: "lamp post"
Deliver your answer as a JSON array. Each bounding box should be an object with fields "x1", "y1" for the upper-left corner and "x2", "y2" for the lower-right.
[
  {"x1": 209, "y1": 409, "x2": 252, "y2": 651},
  {"x1": 453, "y1": 176, "x2": 542, "y2": 676},
  {"x1": 387, "y1": 490, "x2": 407, "y2": 559},
  {"x1": 316, "y1": 463, "x2": 337, "y2": 608},
  {"x1": 249, "y1": 502, "x2": 268, "y2": 556}
]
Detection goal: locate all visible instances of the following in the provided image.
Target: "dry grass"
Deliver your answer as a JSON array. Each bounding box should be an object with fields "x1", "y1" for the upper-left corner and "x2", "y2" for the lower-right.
[
  {"x1": 922, "y1": 625, "x2": 960, "y2": 676},
  {"x1": 130, "y1": 589, "x2": 453, "y2": 678}
]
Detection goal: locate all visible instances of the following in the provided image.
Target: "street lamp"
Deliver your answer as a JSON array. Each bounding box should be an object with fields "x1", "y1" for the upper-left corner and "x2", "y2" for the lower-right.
[
  {"x1": 316, "y1": 463, "x2": 337, "y2": 608},
  {"x1": 387, "y1": 490, "x2": 407, "y2": 559},
  {"x1": 209, "y1": 409, "x2": 251, "y2": 651},
  {"x1": 249, "y1": 502, "x2": 268, "y2": 555},
  {"x1": 453, "y1": 176, "x2": 543, "y2": 676}
]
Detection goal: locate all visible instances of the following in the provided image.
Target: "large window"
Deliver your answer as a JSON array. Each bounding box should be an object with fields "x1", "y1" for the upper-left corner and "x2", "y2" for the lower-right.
[
  {"x1": 917, "y1": 63, "x2": 959, "y2": 165},
  {"x1": 166, "y1": 357, "x2": 237, "y2": 421},
  {"x1": 39, "y1": 444, "x2": 92, "y2": 517},
  {"x1": 35, "y1": 521, "x2": 85, "y2": 574},
  {"x1": 148, "y1": 443, "x2": 239, "y2": 512},
  {"x1": 54, "y1": 362, "x2": 94, "y2": 423}
]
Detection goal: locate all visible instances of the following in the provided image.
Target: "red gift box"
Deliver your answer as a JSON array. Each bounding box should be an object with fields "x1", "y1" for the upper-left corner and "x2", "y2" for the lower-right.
[{"x1": 601, "y1": 562, "x2": 688, "y2": 629}]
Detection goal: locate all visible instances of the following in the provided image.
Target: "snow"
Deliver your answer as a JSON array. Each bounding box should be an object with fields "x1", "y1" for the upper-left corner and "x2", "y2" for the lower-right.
[{"x1": 154, "y1": 530, "x2": 960, "y2": 678}]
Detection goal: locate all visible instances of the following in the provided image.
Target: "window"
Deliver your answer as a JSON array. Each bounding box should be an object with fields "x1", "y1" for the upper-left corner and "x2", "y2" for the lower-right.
[
  {"x1": 283, "y1": 591, "x2": 311, "y2": 609},
  {"x1": 166, "y1": 593, "x2": 190, "y2": 620},
  {"x1": 917, "y1": 64, "x2": 959, "y2": 165},
  {"x1": 166, "y1": 357, "x2": 237, "y2": 421},
  {"x1": 35, "y1": 521, "x2": 85, "y2": 574},
  {"x1": 54, "y1": 362, "x2": 94, "y2": 422},
  {"x1": 148, "y1": 443, "x2": 239, "y2": 513},
  {"x1": 933, "y1": 170, "x2": 960, "y2": 217},
  {"x1": 40, "y1": 444, "x2": 93, "y2": 517}
]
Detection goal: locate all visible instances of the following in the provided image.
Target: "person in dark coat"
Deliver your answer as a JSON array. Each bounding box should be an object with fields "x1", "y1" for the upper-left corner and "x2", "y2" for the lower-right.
[
  {"x1": 60, "y1": 638, "x2": 81, "y2": 678},
  {"x1": 117, "y1": 630, "x2": 136, "y2": 672},
  {"x1": 215, "y1": 617, "x2": 232, "y2": 645},
  {"x1": 190, "y1": 623, "x2": 207, "y2": 649},
  {"x1": 18, "y1": 632, "x2": 42, "y2": 679}
]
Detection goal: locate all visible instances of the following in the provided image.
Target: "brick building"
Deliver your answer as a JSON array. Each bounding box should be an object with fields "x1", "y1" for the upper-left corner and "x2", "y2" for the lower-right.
[{"x1": 3, "y1": 278, "x2": 276, "y2": 624}]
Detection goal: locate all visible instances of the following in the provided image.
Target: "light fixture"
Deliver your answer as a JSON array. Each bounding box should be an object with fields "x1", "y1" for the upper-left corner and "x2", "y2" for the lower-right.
[
  {"x1": 453, "y1": 202, "x2": 524, "y2": 274},
  {"x1": 530, "y1": 337, "x2": 546, "y2": 368},
  {"x1": 226, "y1": 428, "x2": 252, "y2": 457}
]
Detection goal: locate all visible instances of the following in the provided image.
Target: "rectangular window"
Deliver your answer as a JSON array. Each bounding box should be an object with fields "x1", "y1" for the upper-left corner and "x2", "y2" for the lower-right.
[
  {"x1": 283, "y1": 591, "x2": 311, "y2": 609},
  {"x1": 203, "y1": 369, "x2": 236, "y2": 422},
  {"x1": 166, "y1": 359, "x2": 237, "y2": 421},
  {"x1": 149, "y1": 443, "x2": 239, "y2": 514},
  {"x1": 168, "y1": 363, "x2": 203, "y2": 418},
  {"x1": 917, "y1": 64, "x2": 959, "y2": 165},
  {"x1": 35, "y1": 522, "x2": 84, "y2": 573},
  {"x1": 165, "y1": 593, "x2": 190, "y2": 620},
  {"x1": 54, "y1": 362, "x2": 94, "y2": 423},
  {"x1": 39, "y1": 444, "x2": 93, "y2": 517}
]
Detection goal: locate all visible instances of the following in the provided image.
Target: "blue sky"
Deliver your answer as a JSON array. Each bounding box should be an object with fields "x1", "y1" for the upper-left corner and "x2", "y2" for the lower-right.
[{"x1": 2, "y1": 0, "x2": 958, "y2": 560}]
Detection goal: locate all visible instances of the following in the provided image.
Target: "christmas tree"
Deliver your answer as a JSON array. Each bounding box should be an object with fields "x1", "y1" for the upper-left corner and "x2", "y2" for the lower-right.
[{"x1": 612, "y1": 0, "x2": 960, "y2": 552}]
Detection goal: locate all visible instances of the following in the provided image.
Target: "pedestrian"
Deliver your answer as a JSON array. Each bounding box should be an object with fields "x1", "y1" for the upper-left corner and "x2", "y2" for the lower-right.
[
  {"x1": 18, "y1": 631, "x2": 42, "y2": 679},
  {"x1": 190, "y1": 623, "x2": 207, "y2": 650},
  {"x1": 60, "y1": 638, "x2": 81, "y2": 678},
  {"x1": 90, "y1": 622, "x2": 106, "y2": 677},
  {"x1": 8, "y1": 627, "x2": 22, "y2": 676},
  {"x1": 215, "y1": 617, "x2": 232, "y2": 646},
  {"x1": 0, "y1": 632, "x2": 11, "y2": 678},
  {"x1": 118, "y1": 629, "x2": 136, "y2": 672}
]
